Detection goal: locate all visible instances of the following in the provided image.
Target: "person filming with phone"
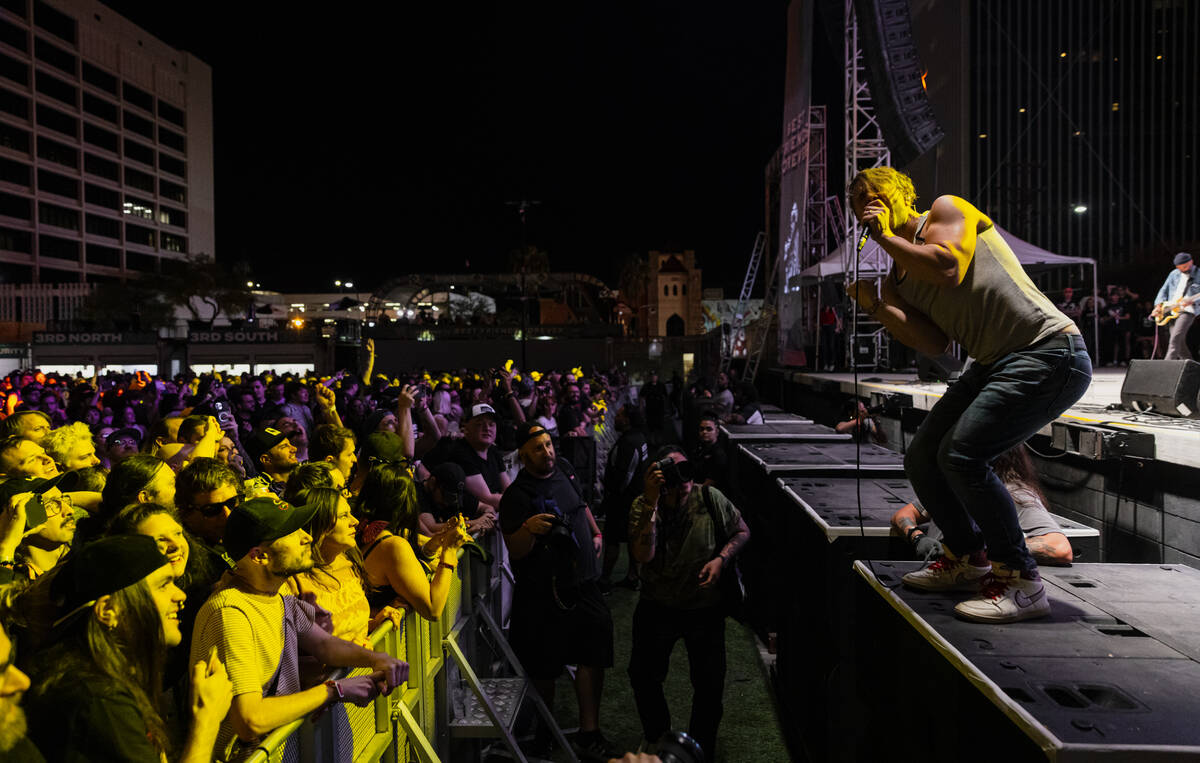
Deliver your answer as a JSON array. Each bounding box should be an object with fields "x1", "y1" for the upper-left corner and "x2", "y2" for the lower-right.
[{"x1": 626, "y1": 446, "x2": 749, "y2": 761}]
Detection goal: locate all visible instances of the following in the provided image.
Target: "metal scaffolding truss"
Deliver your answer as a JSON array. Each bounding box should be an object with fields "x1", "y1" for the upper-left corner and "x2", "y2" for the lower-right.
[
  {"x1": 844, "y1": 0, "x2": 892, "y2": 369},
  {"x1": 843, "y1": 0, "x2": 892, "y2": 283}
]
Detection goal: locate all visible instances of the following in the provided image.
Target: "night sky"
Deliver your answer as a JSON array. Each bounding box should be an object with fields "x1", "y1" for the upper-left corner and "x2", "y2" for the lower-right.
[{"x1": 97, "y1": 2, "x2": 789, "y2": 294}]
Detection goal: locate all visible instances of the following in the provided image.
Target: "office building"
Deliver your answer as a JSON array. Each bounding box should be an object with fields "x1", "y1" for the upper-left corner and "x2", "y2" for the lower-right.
[{"x1": 0, "y1": 0, "x2": 212, "y2": 283}]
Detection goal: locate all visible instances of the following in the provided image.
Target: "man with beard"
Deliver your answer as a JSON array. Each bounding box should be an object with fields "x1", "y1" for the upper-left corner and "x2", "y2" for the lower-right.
[
  {"x1": 244, "y1": 426, "x2": 300, "y2": 497},
  {"x1": 0, "y1": 476, "x2": 78, "y2": 580},
  {"x1": 628, "y1": 446, "x2": 750, "y2": 761},
  {"x1": 500, "y1": 422, "x2": 614, "y2": 760},
  {"x1": 190, "y1": 496, "x2": 408, "y2": 762},
  {"x1": 0, "y1": 619, "x2": 42, "y2": 762}
]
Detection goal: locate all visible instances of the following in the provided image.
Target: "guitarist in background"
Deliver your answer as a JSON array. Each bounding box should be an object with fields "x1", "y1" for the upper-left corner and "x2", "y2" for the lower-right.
[{"x1": 1151, "y1": 252, "x2": 1200, "y2": 360}]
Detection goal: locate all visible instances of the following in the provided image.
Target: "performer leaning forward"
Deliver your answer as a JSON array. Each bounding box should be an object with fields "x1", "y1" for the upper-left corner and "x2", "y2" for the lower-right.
[{"x1": 847, "y1": 167, "x2": 1091, "y2": 623}]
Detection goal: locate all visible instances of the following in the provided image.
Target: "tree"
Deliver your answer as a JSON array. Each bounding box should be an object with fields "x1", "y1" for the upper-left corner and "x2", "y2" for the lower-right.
[{"x1": 147, "y1": 254, "x2": 255, "y2": 329}]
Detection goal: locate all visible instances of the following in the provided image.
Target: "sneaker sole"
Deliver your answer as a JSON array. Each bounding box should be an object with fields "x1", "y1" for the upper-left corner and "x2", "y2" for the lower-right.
[
  {"x1": 953, "y1": 601, "x2": 1051, "y2": 624},
  {"x1": 901, "y1": 568, "x2": 991, "y2": 592}
]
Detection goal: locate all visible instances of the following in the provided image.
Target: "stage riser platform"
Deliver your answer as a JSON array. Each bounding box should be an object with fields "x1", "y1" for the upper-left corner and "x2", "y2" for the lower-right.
[{"x1": 851, "y1": 562, "x2": 1200, "y2": 762}]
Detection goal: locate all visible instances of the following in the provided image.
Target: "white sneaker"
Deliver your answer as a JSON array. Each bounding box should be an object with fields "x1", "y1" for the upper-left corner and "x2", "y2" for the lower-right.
[
  {"x1": 901, "y1": 549, "x2": 991, "y2": 591},
  {"x1": 954, "y1": 564, "x2": 1051, "y2": 623}
]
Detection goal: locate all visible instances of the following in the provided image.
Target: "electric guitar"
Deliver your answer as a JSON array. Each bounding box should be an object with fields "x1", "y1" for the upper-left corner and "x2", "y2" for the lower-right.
[{"x1": 1154, "y1": 296, "x2": 1197, "y2": 326}]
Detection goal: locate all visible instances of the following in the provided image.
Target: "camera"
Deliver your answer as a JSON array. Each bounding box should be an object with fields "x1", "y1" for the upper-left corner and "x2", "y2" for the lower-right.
[
  {"x1": 651, "y1": 456, "x2": 693, "y2": 488},
  {"x1": 656, "y1": 730, "x2": 704, "y2": 763}
]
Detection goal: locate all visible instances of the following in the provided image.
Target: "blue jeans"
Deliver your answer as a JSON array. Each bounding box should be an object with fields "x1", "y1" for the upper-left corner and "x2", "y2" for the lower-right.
[{"x1": 905, "y1": 332, "x2": 1092, "y2": 575}]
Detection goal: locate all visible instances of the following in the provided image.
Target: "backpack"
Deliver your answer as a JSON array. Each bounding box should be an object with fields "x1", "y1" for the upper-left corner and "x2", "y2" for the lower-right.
[{"x1": 700, "y1": 485, "x2": 746, "y2": 622}]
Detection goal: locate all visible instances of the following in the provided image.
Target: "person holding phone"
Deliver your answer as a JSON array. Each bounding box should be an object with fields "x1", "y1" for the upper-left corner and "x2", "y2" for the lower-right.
[{"x1": 0, "y1": 474, "x2": 80, "y2": 581}]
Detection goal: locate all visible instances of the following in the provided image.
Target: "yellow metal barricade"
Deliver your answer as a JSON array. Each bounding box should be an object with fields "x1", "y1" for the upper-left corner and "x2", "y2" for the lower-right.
[{"x1": 243, "y1": 546, "x2": 471, "y2": 763}]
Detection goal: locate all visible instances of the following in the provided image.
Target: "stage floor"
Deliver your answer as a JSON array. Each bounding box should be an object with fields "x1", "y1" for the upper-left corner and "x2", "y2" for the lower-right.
[{"x1": 780, "y1": 367, "x2": 1200, "y2": 468}]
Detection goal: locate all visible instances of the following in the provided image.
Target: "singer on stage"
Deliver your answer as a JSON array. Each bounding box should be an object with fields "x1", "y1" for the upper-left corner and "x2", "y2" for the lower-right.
[{"x1": 847, "y1": 167, "x2": 1091, "y2": 624}]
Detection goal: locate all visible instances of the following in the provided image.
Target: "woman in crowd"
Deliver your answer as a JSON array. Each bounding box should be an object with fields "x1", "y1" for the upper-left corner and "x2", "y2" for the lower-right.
[
  {"x1": 77, "y1": 455, "x2": 176, "y2": 544},
  {"x1": 282, "y1": 486, "x2": 400, "y2": 645},
  {"x1": 355, "y1": 462, "x2": 468, "y2": 621},
  {"x1": 24, "y1": 534, "x2": 233, "y2": 762}
]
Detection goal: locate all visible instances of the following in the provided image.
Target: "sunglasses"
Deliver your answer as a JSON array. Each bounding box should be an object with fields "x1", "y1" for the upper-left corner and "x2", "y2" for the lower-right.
[{"x1": 190, "y1": 495, "x2": 241, "y2": 518}]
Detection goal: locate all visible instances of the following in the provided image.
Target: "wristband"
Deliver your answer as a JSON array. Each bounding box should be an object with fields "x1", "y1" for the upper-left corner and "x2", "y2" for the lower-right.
[
  {"x1": 438, "y1": 560, "x2": 457, "y2": 571},
  {"x1": 905, "y1": 526, "x2": 923, "y2": 543},
  {"x1": 325, "y1": 679, "x2": 343, "y2": 701}
]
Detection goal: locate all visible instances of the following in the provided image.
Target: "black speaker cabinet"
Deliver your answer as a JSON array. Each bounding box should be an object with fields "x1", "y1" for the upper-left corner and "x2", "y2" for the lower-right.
[
  {"x1": 1120, "y1": 359, "x2": 1200, "y2": 417},
  {"x1": 917, "y1": 352, "x2": 962, "y2": 382}
]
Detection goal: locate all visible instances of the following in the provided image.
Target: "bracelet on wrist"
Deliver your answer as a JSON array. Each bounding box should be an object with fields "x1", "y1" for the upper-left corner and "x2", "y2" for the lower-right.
[
  {"x1": 905, "y1": 526, "x2": 923, "y2": 543},
  {"x1": 325, "y1": 679, "x2": 343, "y2": 702}
]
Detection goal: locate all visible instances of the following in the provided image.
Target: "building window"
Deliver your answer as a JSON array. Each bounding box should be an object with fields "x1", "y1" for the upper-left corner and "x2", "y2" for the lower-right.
[
  {"x1": 36, "y1": 136, "x2": 76, "y2": 168},
  {"x1": 0, "y1": 156, "x2": 29, "y2": 187},
  {"x1": 664, "y1": 285, "x2": 669, "y2": 296},
  {"x1": 125, "y1": 250, "x2": 157, "y2": 272},
  {"x1": 0, "y1": 121, "x2": 27, "y2": 153},
  {"x1": 35, "y1": 70, "x2": 76, "y2": 106},
  {"x1": 124, "y1": 166, "x2": 153, "y2": 193},
  {"x1": 38, "y1": 201, "x2": 78, "y2": 230},
  {"x1": 158, "y1": 205, "x2": 185, "y2": 227},
  {"x1": 123, "y1": 109, "x2": 153, "y2": 140},
  {"x1": 123, "y1": 138, "x2": 153, "y2": 167},
  {"x1": 35, "y1": 103, "x2": 76, "y2": 137},
  {"x1": 123, "y1": 194, "x2": 153, "y2": 220},
  {"x1": 84, "y1": 152, "x2": 118, "y2": 181},
  {"x1": 33, "y1": 1, "x2": 76, "y2": 45},
  {"x1": 159, "y1": 178, "x2": 185, "y2": 204},
  {"x1": 84, "y1": 212, "x2": 120, "y2": 239},
  {"x1": 157, "y1": 99, "x2": 184, "y2": 129},
  {"x1": 84, "y1": 182, "x2": 119, "y2": 210},
  {"x1": 682, "y1": 284, "x2": 687, "y2": 295},
  {"x1": 33, "y1": 37, "x2": 75, "y2": 76},
  {"x1": 83, "y1": 122, "x2": 118, "y2": 153},
  {"x1": 672, "y1": 284, "x2": 678, "y2": 296},
  {"x1": 0, "y1": 17, "x2": 28, "y2": 51},
  {"x1": 158, "y1": 152, "x2": 184, "y2": 178},
  {"x1": 122, "y1": 81, "x2": 153, "y2": 112},
  {"x1": 0, "y1": 87, "x2": 29, "y2": 120},
  {"x1": 39, "y1": 233, "x2": 78, "y2": 261},
  {"x1": 161, "y1": 232, "x2": 186, "y2": 253},
  {"x1": 0, "y1": 225, "x2": 31, "y2": 253},
  {"x1": 158, "y1": 126, "x2": 185, "y2": 154},
  {"x1": 86, "y1": 242, "x2": 120, "y2": 267},
  {"x1": 125, "y1": 222, "x2": 155, "y2": 247},
  {"x1": 81, "y1": 61, "x2": 118, "y2": 96},
  {"x1": 37, "y1": 168, "x2": 77, "y2": 199},
  {"x1": 0, "y1": 51, "x2": 28, "y2": 86},
  {"x1": 82, "y1": 92, "x2": 118, "y2": 124}
]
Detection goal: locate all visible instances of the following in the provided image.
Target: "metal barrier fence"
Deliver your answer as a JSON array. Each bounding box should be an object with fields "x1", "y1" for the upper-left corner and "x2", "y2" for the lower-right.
[{"x1": 244, "y1": 534, "x2": 488, "y2": 763}]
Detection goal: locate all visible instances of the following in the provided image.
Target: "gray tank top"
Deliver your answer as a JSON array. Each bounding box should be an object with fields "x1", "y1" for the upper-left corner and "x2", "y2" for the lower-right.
[{"x1": 892, "y1": 214, "x2": 1075, "y2": 364}]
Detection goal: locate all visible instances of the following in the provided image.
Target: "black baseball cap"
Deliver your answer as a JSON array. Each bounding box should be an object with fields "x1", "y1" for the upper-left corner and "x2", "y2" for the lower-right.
[
  {"x1": 223, "y1": 495, "x2": 319, "y2": 562},
  {"x1": 1175, "y1": 252, "x2": 1193, "y2": 266},
  {"x1": 51, "y1": 534, "x2": 168, "y2": 628},
  {"x1": 245, "y1": 426, "x2": 288, "y2": 463},
  {"x1": 515, "y1": 421, "x2": 551, "y2": 450},
  {"x1": 428, "y1": 461, "x2": 474, "y2": 512}
]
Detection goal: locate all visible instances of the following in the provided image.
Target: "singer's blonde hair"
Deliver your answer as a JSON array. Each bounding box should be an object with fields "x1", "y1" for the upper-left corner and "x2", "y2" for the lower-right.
[{"x1": 849, "y1": 167, "x2": 918, "y2": 209}]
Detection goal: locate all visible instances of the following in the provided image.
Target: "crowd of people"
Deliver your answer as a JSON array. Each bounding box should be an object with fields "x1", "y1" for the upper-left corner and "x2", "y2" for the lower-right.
[{"x1": 0, "y1": 350, "x2": 761, "y2": 763}]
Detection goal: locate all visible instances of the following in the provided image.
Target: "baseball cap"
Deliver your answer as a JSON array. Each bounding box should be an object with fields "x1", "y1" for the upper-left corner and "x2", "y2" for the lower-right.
[
  {"x1": 51, "y1": 534, "x2": 168, "y2": 628},
  {"x1": 514, "y1": 421, "x2": 551, "y2": 450},
  {"x1": 0, "y1": 472, "x2": 82, "y2": 528},
  {"x1": 105, "y1": 427, "x2": 143, "y2": 450},
  {"x1": 468, "y1": 403, "x2": 497, "y2": 421},
  {"x1": 223, "y1": 495, "x2": 319, "y2": 562},
  {"x1": 1174, "y1": 252, "x2": 1193, "y2": 266},
  {"x1": 361, "y1": 431, "x2": 407, "y2": 465},
  {"x1": 245, "y1": 426, "x2": 288, "y2": 463},
  {"x1": 428, "y1": 461, "x2": 466, "y2": 506}
]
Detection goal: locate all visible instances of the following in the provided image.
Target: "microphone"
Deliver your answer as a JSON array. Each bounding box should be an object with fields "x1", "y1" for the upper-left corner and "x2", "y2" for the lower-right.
[{"x1": 856, "y1": 227, "x2": 871, "y2": 253}]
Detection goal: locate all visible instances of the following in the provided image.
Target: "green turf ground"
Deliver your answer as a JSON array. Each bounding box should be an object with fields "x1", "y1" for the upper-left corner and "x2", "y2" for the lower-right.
[{"x1": 542, "y1": 557, "x2": 793, "y2": 762}]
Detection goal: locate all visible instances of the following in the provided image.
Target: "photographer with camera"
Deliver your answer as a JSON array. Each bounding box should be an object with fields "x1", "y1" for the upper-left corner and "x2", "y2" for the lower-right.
[
  {"x1": 834, "y1": 398, "x2": 887, "y2": 445},
  {"x1": 500, "y1": 421, "x2": 616, "y2": 761},
  {"x1": 627, "y1": 447, "x2": 750, "y2": 761}
]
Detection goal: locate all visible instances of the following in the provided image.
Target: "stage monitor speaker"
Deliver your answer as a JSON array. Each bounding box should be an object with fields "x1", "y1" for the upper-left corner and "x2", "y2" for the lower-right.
[
  {"x1": 1120, "y1": 359, "x2": 1200, "y2": 417},
  {"x1": 917, "y1": 352, "x2": 962, "y2": 382},
  {"x1": 851, "y1": 0, "x2": 945, "y2": 166}
]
